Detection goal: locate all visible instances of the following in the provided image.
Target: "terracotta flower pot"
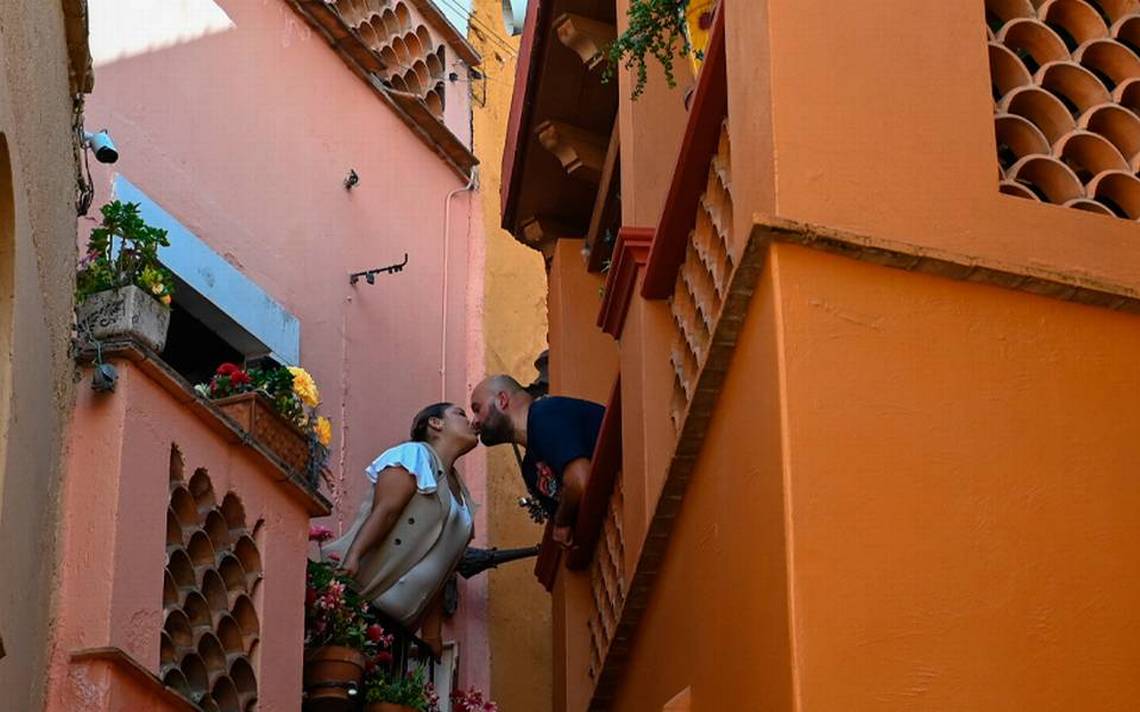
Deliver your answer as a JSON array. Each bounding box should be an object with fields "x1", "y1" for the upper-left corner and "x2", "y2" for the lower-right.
[
  {"x1": 365, "y1": 704, "x2": 418, "y2": 712},
  {"x1": 214, "y1": 392, "x2": 311, "y2": 474},
  {"x1": 303, "y1": 645, "x2": 365, "y2": 710}
]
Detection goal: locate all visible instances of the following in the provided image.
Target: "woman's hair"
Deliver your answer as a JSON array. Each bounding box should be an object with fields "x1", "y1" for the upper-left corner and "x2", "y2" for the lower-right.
[{"x1": 410, "y1": 402, "x2": 452, "y2": 442}]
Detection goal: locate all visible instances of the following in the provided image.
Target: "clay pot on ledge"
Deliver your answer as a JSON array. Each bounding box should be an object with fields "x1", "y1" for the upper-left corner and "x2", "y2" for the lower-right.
[
  {"x1": 303, "y1": 645, "x2": 365, "y2": 711},
  {"x1": 76, "y1": 285, "x2": 171, "y2": 352}
]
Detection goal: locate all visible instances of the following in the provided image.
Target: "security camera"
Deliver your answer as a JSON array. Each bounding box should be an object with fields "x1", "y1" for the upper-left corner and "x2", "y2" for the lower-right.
[{"x1": 84, "y1": 130, "x2": 119, "y2": 164}]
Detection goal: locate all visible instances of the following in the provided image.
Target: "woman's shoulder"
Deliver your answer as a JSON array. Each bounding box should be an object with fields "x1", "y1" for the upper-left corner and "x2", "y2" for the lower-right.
[{"x1": 364, "y1": 441, "x2": 438, "y2": 492}]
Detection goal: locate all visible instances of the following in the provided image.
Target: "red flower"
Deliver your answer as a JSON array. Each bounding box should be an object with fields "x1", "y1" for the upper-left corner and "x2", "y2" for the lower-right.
[
  {"x1": 305, "y1": 587, "x2": 317, "y2": 607},
  {"x1": 374, "y1": 650, "x2": 393, "y2": 665},
  {"x1": 366, "y1": 624, "x2": 385, "y2": 642},
  {"x1": 216, "y1": 363, "x2": 241, "y2": 376},
  {"x1": 230, "y1": 370, "x2": 251, "y2": 386}
]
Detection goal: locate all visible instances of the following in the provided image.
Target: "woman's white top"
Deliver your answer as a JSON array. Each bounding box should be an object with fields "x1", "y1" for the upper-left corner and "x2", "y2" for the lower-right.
[{"x1": 325, "y1": 442, "x2": 474, "y2": 627}]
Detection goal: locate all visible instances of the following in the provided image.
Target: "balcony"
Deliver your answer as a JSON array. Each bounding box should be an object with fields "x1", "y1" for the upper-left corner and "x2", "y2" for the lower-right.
[{"x1": 47, "y1": 339, "x2": 330, "y2": 711}]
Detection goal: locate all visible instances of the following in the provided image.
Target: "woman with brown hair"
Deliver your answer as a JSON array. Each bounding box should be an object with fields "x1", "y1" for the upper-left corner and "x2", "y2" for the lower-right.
[{"x1": 325, "y1": 402, "x2": 477, "y2": 655}]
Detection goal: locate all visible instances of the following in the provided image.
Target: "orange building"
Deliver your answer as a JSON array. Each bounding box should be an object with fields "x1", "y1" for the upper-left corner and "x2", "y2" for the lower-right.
[{"x1": 502, "y1": 1, "x2": 1140, "y2": 710}]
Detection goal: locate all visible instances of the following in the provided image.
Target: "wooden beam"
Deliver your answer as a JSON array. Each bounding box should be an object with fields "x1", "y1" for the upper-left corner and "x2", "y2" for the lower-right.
[
  {"x1": 596, "y1": 228, "x2": 654, "y2": 338},
  {"x1": 567, "y1": 376, "x2": 623, "y2": 570},
  {"x1": 585, "y1": 122, "x2": 622, "y2": 273},
  {"x1": 536, "y1": 120, "x2": 608, "y2": 181},
  {"x1": 553, "y1": 13, "x2": 617, "y2": 71}
]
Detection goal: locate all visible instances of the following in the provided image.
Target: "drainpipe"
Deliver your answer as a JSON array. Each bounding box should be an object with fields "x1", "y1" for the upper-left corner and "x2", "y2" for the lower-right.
[{"x1": 440, "y1": 169, "x2": 477, "y2": 400}]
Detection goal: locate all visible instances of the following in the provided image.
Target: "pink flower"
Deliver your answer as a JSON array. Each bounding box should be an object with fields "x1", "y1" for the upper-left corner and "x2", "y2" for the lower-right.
[
  {"x1": 309, "y1": 525, "x2": 334, "y2": 543},
  {"x1": 327, "y1": 552, "x2": 341, "y2": 562}
]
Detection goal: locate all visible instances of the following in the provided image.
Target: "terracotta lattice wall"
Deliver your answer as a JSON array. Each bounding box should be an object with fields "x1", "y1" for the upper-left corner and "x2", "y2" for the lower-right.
[
  {"x1": 586, "y1": 474, "x2": 626, "y2": 682},
  {"x1": 988, "y1": 0, "x2": 1140, "y2": 217},
  {"x1": 669, "y1": 120, "x2": 734, "y2": 430},
  {"x1": 330, "y1": 0, "x2": 448, "y2": 117},
  {"x1": 162, "y1": 446, "x2": 263, "y2": 712}
]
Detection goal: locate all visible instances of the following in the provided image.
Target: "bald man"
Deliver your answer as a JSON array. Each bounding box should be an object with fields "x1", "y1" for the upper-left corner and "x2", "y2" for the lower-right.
[{"x1": 470, "y1": 375, "x2": 604, "y2": 546}]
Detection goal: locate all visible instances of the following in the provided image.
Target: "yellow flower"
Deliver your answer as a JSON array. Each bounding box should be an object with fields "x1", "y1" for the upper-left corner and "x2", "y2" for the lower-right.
[
  {"x1": 314, "y1": 416, "x2": 332, "y2": 446},
  {"x1": 288, "y1": 366, "x2": 320, "y2": 407},
  {"x1": 161, "y1": 295, "x2": 172, "y2": 306},
  {"x1": 151, "y1": 283, "x2": 164, "y2": 295}
]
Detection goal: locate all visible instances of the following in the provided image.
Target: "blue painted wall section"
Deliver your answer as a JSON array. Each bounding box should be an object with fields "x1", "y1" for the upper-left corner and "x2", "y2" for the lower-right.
[{"x1": 113, "y1": 176, "x2": 302, "y2": 365}]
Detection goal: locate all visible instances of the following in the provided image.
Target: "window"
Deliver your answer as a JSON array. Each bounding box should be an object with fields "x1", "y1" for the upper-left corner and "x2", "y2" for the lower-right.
[{"x1": 110, "y1": 177, "x2": 301, "y2": 382}]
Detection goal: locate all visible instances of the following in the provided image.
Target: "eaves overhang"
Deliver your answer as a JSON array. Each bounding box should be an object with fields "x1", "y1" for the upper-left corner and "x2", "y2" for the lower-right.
[
  {"x1": 500, "y1": 0, "x2": 618, "y2": 251},
  {"x1": 284, "y1": 0, "x2": 481, "y2": 181}
]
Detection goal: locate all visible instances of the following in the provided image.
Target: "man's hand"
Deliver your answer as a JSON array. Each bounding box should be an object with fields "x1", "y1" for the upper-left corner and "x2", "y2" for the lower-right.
[{"x1": 552, "y1": 524, "x2": 574, "y2": 548}]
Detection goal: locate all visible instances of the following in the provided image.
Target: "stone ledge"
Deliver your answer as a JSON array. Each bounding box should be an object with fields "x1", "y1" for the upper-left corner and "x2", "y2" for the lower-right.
[
  {"x1": 69, "y1": 647, "x2": 201, "y2": 712},
  {"x1": 756, "y1": 214, "x2": 1140, "y2": 312}
]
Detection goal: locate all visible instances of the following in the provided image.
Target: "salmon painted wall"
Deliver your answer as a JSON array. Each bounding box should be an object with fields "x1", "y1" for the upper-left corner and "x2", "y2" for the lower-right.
[
  {"x1": 47, "y1": 358, "x2": 314, "y2": 711},
  {"x1": 82, "y1": 0, "x2": 490, "y2": 690}
]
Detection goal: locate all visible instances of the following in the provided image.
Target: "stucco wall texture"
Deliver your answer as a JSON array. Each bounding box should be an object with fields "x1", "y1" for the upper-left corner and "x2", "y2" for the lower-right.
[
  {"x1": 47, "y1": 359, "x2": 316, "y2": 711},
  {"x1": 0, "y1": 3, "x2": 82, "y2": 710},
  {"x1": 467, "y1": 1, "x2": 554, "y2": 708},
  {"x1": 605, "y1": 243, "x2": 1140, "y2": 711}
]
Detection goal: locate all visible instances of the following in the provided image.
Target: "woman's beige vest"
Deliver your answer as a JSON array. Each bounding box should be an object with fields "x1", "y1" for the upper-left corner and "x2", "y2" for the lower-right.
[{"x1": 325, "y1": 444, "x2": 472, "y2": 626}]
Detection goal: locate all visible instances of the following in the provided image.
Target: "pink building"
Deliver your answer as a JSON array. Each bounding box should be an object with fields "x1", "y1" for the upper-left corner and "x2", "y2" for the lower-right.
[{"x1": 47, "y1": 0, "x2": 497, "y2": 708}]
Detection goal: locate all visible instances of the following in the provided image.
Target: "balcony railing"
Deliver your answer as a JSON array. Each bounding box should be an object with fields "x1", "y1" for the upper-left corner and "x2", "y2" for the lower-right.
[{"x1": 51, "y1": 339, "x2": 329, "y2": 712}]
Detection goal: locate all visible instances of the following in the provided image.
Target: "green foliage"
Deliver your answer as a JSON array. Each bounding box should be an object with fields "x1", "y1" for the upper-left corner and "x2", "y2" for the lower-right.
[
  {"x1": 76, "y1": 200, "x2": 174, "y2": 305},
  {"x1": 365, "y1": 667, "x2": 434, "y2": 710},
  {"x1": 603, "y1": 0, "x2": 690, "y2": 100},
  {"x1": 305, "y1": 559, "x2": 382, "y2": 650},
  {"x1": 249, "y1": 366, "x2": 304, "y2": 424}
]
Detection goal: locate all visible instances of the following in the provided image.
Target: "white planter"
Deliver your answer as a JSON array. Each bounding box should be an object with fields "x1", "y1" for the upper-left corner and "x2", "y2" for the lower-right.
[{"x1": 76, "y1": 285, "x2": 171, "y2": 352}]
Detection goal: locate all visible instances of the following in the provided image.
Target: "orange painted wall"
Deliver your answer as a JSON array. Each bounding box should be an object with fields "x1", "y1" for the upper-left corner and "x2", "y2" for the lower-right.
[
  {"x1": 537, "y1": 1, "x2": 1140, "y2": 709},
  {"x1": 737, "y1": 0, "x2": 1140, "y2": 288},
  {"x1": 777, "y1": 243, "x2": 1140, "y2": 709},
  {"x1": 547, "y1": 240, "x2": 618, "y2": 401},
  {"x1": 603, "y1": 241, "x2": 1140, "y2": 710},
  {"x1": 605, "y1": 253, "x2": 795, "y2": 712}
]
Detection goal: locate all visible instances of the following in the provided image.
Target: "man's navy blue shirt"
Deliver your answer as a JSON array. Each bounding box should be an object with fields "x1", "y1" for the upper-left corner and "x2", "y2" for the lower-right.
[{"x1": 522, "y1": 396, "x2": 605, "y2": 516}]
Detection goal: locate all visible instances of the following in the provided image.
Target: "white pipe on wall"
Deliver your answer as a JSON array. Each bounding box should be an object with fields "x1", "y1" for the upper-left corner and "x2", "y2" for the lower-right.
[{"x1": 440, "y1": 169, "x2": 477, "y2": 400}]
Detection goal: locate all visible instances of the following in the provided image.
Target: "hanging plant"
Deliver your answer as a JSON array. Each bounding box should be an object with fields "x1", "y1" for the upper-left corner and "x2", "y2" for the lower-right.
[{"x1": 603, "y1": 0, "x2": 690, "y2": 100}]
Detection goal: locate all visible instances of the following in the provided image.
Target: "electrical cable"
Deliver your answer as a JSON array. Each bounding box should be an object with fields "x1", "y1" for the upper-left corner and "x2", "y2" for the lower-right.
[
  {"x1": 431, "y1": 0, "x2": 520, "y2": 57},
  {"x1": 433, "y1": 0, "x2": 519, "y2": 56}
]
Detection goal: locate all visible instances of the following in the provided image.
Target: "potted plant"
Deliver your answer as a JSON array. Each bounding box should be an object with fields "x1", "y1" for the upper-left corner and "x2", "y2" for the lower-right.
[
  {"x1": 303, "y1": 554, "x2": 393, "y2": 708},
  {"x1": 364, "y1": 667, "x2": 439, "y2": 712},
  {"x1": 604, "y1": 0, "x2": 719, "y2": 100},
  {"x1": 75, "y1": 200, "x2": 174, "y2": 352},
  {"x1": 451, "y1": 687, "x2": 499, "y2": 712},
  {"x1": 195, "y1": 362, "x2": 332, "y2": 482}
]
